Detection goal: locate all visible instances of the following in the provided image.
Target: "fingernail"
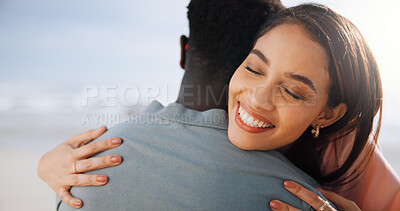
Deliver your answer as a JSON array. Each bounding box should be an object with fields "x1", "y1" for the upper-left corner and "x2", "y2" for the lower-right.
[
  {"x1": 111, "y1": 139, "x2": 121, "y2": 145},
  {"x1": 73, "y1": 201, "x2": 82, "y2": 207},
  {"x1": 284, "y1": 181, "x2": 295, "y2": 188},
  {"x1": 96, "y1": 175, "x2": 107, "y2": 182},
  {"x1": 270, "y1": 200, "x2": 281, "y2": 210},
  {"x1": 110, "y1": 156, "x2": 121, "y2": 163}
]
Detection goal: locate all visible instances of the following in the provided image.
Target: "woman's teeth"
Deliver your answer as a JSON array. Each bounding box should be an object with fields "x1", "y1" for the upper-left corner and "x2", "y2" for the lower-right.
[{"x1": 238, "y1": 106, "x2": 274, "y2": 129}]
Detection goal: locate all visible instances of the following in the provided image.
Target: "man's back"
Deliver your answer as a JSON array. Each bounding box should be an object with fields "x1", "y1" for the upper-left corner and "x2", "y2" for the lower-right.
[{"x1": 58, "y1": 101, "x2": 327, "y2": 210}]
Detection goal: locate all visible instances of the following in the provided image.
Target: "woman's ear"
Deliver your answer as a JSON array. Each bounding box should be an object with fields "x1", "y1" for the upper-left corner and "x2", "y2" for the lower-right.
[
  {"x1": 180, "y1": 35, "x2": 188, "y2": 69},
  {"x1": 317, "y1": 103, "x2": 348, "y2": 127}
]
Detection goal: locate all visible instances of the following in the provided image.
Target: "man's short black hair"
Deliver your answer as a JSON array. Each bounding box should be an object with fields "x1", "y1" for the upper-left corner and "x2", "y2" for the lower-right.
[{"x1": 187, "y1": 0, "x2": 284, "y2": 73}]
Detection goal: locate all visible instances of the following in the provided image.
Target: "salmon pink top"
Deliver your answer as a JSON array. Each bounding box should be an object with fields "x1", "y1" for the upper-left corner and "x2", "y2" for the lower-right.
[{"x1": 321, "y1": 132, "x2": 400, "y2": 211}]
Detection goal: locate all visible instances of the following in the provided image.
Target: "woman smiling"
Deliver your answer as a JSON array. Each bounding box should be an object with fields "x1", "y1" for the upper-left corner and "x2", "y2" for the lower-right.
[
  {"x1": 228, "y1": 4, "x2": 398, "y2": 210},
  {"x1": 38, "y1": 3, "x2": 399, "y2": 211},
  {"x1": 228, "y1": 23, "x2": 345, "y2": 151}
]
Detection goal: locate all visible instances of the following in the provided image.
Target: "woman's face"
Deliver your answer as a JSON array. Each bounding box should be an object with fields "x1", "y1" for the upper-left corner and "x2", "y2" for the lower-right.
[{"x1": 228, "y1": 24, "x2": 331, "y2": 151}]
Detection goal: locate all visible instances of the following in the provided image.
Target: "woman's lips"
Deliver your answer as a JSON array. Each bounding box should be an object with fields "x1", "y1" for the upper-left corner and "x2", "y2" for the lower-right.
[{"x1": 234, "y1": 101, "x2": 275, "y2": 133}]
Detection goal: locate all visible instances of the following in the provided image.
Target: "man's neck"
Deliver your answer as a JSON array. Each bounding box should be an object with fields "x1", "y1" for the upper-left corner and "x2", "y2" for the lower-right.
[{"x1": 175, "y1": 73, "x2": 229, "y2": 112}]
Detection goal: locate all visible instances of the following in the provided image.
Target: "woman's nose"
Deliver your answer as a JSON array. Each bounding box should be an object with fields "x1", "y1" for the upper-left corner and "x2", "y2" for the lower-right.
[{"x1": 246, "y1": 84, "x2": 275, "y2": 111}]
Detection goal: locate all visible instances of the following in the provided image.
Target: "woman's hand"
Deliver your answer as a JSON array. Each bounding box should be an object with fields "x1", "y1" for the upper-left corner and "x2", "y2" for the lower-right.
[
  {"x1": 269, "y1": 181, "x2": 361, "y2": 211},
  {"x1": 37, "y1": 126, "x2": 123, "y2": 208}
]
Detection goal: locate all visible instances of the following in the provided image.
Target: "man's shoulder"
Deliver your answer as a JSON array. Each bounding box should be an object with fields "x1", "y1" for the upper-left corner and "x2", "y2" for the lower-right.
[{"x1": 58, "y1": 103, "x2": 320, "y2": 210}]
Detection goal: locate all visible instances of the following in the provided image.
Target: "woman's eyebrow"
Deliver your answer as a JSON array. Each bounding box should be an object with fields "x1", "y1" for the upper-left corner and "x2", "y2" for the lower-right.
[
  {"x1": 250, "y1": 49, "x2": 317, "y2": 92},
  {"x1": 285, "y1": 72, "x2": 317, "y2": 92},
  {"x1": 250, "y1": 49, "x2": 269, "y2": 65}
]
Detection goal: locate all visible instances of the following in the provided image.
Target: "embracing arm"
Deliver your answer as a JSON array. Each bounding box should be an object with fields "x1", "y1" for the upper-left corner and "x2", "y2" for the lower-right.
[
  {"x1": 318, "y1": 134, "x2": 400, "y2": 210},
  {"x1": 270, "y1": 134, "x2": 400, "y2": 211},
  {"x1": 340, "y1": 146, "x2": 400, "y2": 210},
  {"x1": 270, "y1": 147, "x2": 400, "y2": 211},
  {"x1": 269, "y1": 181, "x2": 359, "y2": 211},
  {"x1": 37, "y1": 126, "x2": 122, "y2": 208}
]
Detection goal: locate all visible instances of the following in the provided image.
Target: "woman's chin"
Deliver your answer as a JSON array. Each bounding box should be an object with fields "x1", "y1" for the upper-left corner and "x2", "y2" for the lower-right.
[
  {"x1": 228, "y1": 137, "x2": 261, "y2": 150},
  {"x1": 227, "y1": 133, "x2": 279, "y2": 151},
  {"x1": 230, "y1": 140, "x2": 252, "y2": 150}
]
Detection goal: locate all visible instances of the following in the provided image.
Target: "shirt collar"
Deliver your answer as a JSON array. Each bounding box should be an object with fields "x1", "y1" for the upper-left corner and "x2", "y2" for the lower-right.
[{"x1": 142, "y1": 100, "x2": 228, "y2": 130}]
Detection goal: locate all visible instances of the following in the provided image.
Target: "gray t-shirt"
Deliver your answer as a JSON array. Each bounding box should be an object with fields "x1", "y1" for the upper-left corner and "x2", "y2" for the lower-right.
[{"x1": 57, "y1": 101, "x2": 332, "y2": 211}]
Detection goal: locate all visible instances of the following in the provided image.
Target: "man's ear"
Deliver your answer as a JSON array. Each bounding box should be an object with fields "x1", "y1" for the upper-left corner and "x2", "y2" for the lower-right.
[
  {"x1": 180, "y1": 35, "x2": 188, "y2": 69},
  {"x1": 315, "y1": 103, "x2": 347, "y2": 128}
]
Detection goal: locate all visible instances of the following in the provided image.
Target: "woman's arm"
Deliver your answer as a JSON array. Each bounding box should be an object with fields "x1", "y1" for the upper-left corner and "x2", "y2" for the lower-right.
[
  {"x1": 270, "y1": 140, "x2": 400, "y2": 211},
  {"x1": 269, "y1": 181, "x2": 360, "y2": 211},
  {"x1": 320, "y1": 134, "x2": 400, "y2": 210},
  {"x1": 37, "y1": 126, "x2": 123, "y2": 208},
  {"x1": 339, "y1": 146, "x2": 400, "y2": 210}
]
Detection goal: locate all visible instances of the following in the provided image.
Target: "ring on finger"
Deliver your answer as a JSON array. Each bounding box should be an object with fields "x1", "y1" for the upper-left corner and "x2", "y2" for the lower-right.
[
  {"x1": 318, "y1": 200, "x2": 329, "y2": 211},
  {"x1": 73, "y1": 161, "x2": 78, "y2": 174}
]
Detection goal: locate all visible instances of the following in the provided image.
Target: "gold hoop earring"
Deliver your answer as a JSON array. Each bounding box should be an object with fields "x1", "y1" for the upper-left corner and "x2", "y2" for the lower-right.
[{"x1": 311, "y1": 125, "x2": 320, "y2": 138}]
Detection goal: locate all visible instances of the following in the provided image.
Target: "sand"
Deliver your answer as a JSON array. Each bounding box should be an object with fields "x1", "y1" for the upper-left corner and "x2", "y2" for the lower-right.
[{"x1": 0, "y1": 149, "x2": 55, "y2": 211}]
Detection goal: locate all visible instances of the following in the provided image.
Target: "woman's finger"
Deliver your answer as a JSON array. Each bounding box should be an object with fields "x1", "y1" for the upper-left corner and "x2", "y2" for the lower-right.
[
  {"x1": 63, "y1": 174, "x2": 109, "y2": 186},
  {"x1": 269, "y1": 200, "x2": 302, "y2": 211},
  {"x1": 316, "y1": 188, "x2": 345, "y2": 204},
  {"x1": 65, "y1": 126, "x2": 108, "y2": 148},
  {"x1": 58, "y1": 188, "x2": 83, "y2": 208},
  {"x1": 74, "y1": 155, "x2": 122, "y2": 173},
  {"x1": 73, "y1": 137, "x2": 121, "y2": 159},
  {"x1": 283, "y1": 181, "x2": 336, "y2": 211},
  {"x1": 316, "y1": 188, "x2": 361, "y2": 211}
]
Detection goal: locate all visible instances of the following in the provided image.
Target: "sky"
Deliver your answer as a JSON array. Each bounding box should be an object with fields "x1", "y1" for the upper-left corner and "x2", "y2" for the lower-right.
[
  {"x1": 0, "y1": 0, "x2": 399, "y2": 141},
  {"x1": 1, "y1": 3, "x2": 399, "y2": 208},
  {"x1": 0, "y1": 0, "x2": 187, "y2": 108}
]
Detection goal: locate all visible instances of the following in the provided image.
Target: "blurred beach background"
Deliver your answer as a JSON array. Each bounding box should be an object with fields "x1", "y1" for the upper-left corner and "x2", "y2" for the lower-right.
[{"x1": 0, "y1": 0, "x2": 399, "y2": 210}]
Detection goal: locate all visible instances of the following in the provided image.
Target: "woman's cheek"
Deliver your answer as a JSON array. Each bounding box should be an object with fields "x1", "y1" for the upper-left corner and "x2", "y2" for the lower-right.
[
  {"x1": 228, "y1": 71, "x2": 243, "y2": 95},
  {"x1": 281, "y1": 109, "x2": 311, "y2": 134}
]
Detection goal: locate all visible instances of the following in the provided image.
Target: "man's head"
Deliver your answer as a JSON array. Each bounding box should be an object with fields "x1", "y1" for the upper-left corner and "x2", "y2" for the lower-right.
[{"x1": 178, "y1": 0, "x2": 284, "y2": 111}]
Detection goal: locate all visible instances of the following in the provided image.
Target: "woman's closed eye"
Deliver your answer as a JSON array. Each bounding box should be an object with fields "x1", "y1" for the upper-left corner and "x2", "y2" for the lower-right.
[
  {"x1": 281, "y1": 85, "x2": 305, "y2": 100},
  {"x1": 245, "y1": 66, "x2": 263, "y2": 76},
  {"x1": 244, "y1": 65, "x2": 305, "y2": 101}
]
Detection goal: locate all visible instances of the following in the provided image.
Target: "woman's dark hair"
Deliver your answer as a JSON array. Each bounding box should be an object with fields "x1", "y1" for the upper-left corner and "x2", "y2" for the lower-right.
[{"x1": 255, "y1": 4, "x2": 382, "y2": 186}]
